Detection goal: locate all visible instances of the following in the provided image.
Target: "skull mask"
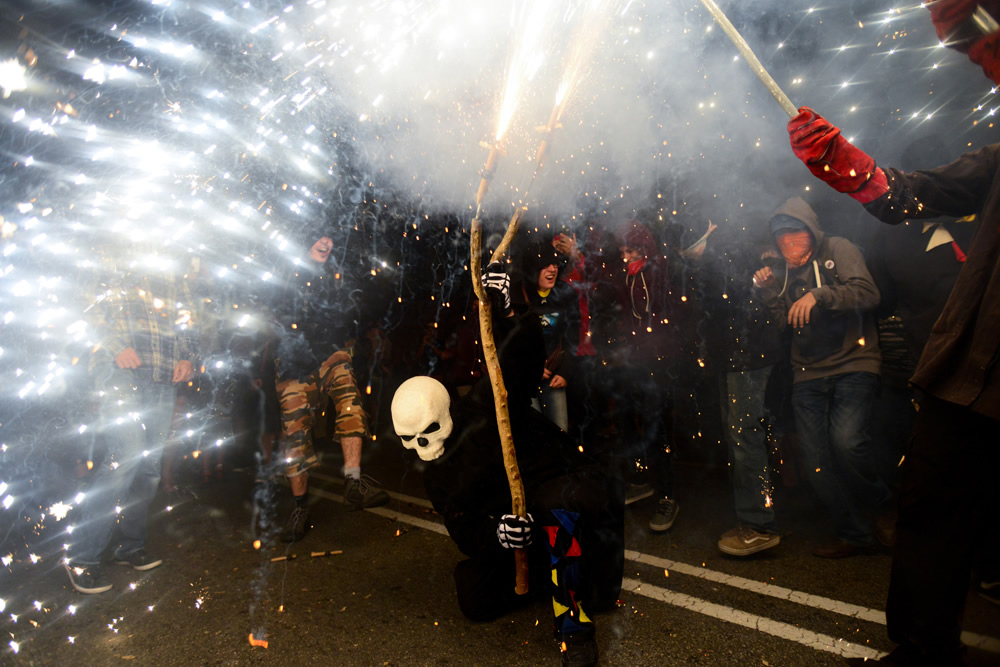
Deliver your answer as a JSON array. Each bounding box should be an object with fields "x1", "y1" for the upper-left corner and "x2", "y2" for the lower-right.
[{"x1": 391, "y1": 376, "x2": 454, "y2": 462}]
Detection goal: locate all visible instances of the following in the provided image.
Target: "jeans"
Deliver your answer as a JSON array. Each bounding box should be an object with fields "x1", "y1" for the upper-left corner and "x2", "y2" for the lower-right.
[
  {"x1": 609, "y1": 363, "x2": 674, "y2": 498},
  {"x1": 792, "y1": 371, "x2": 890, "y2": 545},
  {"x1": 531, "y1": 386, "x2": 569, "y2": 431},
  {"x1": 724, "y1": 366, "x2": 776, "y2": 532},
  {"x1": 71, "y1": 365, "x2": 177, "y2": 564}
]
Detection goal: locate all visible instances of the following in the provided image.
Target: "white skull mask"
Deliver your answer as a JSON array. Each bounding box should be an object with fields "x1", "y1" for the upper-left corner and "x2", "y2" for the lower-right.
[{"x1": 391, "y1": 376, "x2": 454, "y2": 462}]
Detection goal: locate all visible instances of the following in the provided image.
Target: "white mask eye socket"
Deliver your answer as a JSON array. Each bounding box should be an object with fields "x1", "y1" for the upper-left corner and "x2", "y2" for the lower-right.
[{"x1": 424, "y1": 422, "x2": 441, "y2": 434}]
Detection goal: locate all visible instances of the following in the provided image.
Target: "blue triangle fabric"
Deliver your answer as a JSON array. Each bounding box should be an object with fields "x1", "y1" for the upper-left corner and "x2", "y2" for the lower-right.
[{"x1": 551, "y1": 508, "x2": 579, "y2": 534}]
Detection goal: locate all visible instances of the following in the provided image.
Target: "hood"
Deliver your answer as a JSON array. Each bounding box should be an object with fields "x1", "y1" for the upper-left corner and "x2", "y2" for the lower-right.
[
  {"x1": 520, "y1": 237, "x2": 562, "y2": 278},
  {"x1": 617, "y1": 220, "x2": 657, "y2": 257},
  {"x1": 768, "y1": 197, "x2": 824, "y2": 248}
]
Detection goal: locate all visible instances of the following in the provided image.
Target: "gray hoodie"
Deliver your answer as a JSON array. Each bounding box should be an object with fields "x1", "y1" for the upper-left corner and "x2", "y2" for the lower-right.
[{"x1": 757, "y1": 197, "x2": 881, "y2": 383}]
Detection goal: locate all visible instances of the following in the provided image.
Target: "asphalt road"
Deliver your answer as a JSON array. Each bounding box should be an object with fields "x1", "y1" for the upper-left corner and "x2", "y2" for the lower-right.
[{"x1": 3, "y1": 431, "x2": 999, "y2": 667}]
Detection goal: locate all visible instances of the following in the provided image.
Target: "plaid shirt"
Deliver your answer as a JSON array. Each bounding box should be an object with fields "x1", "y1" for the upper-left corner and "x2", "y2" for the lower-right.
[{"x1": 86, "y1": 270, "x2": 198, "y2": 383}]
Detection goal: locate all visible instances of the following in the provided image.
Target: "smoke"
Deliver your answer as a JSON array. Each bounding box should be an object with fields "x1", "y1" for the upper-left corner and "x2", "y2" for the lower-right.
[{"x1": 0, "y1": 0, "x2": 997, "y2": 652}]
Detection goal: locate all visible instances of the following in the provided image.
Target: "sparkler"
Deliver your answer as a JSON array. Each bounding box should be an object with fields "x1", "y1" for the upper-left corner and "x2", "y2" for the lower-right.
[{"x1": 698, "y1": 0, "x2": 797, "y2": 117}]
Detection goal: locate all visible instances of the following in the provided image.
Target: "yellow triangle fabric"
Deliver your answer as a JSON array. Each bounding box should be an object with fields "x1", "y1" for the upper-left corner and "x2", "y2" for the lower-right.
[{"x1": 552, "y1": 599, "x2": 570, "y2": 617}]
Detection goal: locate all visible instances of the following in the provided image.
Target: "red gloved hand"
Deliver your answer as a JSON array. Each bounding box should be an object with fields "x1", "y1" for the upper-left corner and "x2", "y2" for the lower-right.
[
  {"x1": 969, "y1": 31, "x2": 1000, "y2": 84},
  {"x1": 928, "y1": 0, "x2": 1000, "y2": 84},
  {"x1": 787, "y1": 107, "x2": 887, "y2": 204},
  {"x1": 929, "y1": 0, "x2": 981, "y2": 44}
]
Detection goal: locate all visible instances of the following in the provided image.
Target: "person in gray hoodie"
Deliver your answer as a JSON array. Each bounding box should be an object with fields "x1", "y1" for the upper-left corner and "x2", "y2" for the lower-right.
[{"x1": 753, "y1": 197, "x2": 893, "y2": 558}]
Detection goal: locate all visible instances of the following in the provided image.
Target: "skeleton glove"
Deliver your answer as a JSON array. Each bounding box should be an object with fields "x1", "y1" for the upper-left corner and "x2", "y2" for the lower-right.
[
  {"x1": 497, "y1": 513, "x2": 533, "y2": 549},
  {"x1": 481, "y1": 261, "x2": 512, "y2": 315}
]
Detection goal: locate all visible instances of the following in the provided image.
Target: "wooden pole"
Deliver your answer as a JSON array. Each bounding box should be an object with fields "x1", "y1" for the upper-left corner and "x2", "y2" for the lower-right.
[{"x1": 470, "y1": 207, "x2": 529, "y2": 595}]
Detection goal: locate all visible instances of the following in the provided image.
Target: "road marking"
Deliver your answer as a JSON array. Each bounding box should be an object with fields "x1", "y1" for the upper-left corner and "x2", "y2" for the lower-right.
[
  {"x1": 621, "y1": 578, "x2": 885, "y2": 661},
  {"x1": 308, "y1": 474, "x2": 1000, "y2": 655},
  {"x1": 626, "y1": 550, "x2": 885, "y2": 624}
]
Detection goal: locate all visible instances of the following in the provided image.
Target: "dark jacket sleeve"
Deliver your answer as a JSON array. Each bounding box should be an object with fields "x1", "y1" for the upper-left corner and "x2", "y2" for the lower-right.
[
  {"x1": 423, "y1": 415, "x2": 509, "y2": 560},
  {"x1": 866, "y1": 146, "x2": 1000, "y2": 223}
]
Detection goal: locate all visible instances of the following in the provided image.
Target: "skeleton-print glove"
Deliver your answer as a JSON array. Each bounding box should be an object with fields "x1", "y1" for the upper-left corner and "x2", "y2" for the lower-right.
[
  {"x1": 497, "y1": 513, "x2": 533, "y2": 549},
  {"x1": 481, "y1": 261, "x2": 511, "y2": 314}
]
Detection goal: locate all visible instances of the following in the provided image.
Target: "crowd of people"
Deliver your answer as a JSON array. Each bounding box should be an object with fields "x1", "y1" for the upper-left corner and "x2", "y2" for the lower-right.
[{"x1": 58, "y1": 4, "x2": 1000, "y2": 666}]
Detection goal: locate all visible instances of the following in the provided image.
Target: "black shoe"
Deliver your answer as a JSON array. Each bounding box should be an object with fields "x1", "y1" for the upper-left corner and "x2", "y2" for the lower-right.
[
  {"x1": 560, "y1": 632, "x2": 598, "y2": 667},
  {"x1": 344, "y1": 476, "x2": 390, "y2": 510},
  {"x1": 112, "y1": 548, "x2": 163, "y2": 571},
  {"x1": 812, "y1": 539, "x2": 874, "y2": 559},
  {"x1": 649, "y1": 497, "x2": 679, "y2": 532},
  {"x1": 282, "y1": 507, "x2": 311, "y2": 542},
  {"x1": 64, "y1": 562, "x2": 113, "y2": 594}
]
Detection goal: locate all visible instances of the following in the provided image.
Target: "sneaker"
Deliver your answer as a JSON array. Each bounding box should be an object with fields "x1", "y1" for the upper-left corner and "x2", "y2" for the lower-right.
[
  {"x1": 344, "y1": 475, "x2": 390, "y2": 511},
  {"x1": 649, "y1": 497, "x2": 679, "y2": 532},
  {"x1": 281, "y1": 506, "x2": 311, "y2": 542},
  {"x1": 112, "y1": 549, "x2": 163, "y2": 571},
  {"x1": 717, "y1": 525, "x2": 781, "y2": 556},
  {"x1": 64, "y1": 562, "x2": 113, "y2": 594},
  {"x1": 560, "y1": 632, "x2": 598, "y2": 667},
  {"x1": 624, "y1": 483, "x2": 654, "y2": 506},
  {"x1": 980, "y1": 580, "x2": 1000, "y2": 606}
]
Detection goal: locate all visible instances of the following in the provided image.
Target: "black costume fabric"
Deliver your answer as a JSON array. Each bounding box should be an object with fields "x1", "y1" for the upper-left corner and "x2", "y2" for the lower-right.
[
  {"x1": 421, "y1": 312, "x2": 624, "y2": 629},
  {"x1": 867, "y1": 216, "x2": 977, "y2": 372},
  {"x1": 869, "y1": 147, "x2": 1000, "y2": 418},
  {"x1": 861, "y1": 145, "x2": 1000, "y2": 664}
]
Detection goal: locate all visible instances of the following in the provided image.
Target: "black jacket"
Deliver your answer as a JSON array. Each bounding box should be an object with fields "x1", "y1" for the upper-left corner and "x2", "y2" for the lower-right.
[
  {"x1": 865, "y1": 147, "x2": 1000, "y2": 420},
  {"x1": 423, "y1": 310, "x2": 593, "y2": 558}
]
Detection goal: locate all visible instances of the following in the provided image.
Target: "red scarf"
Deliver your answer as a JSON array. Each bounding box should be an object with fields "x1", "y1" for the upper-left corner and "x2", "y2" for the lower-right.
[
  {"x1": 626, "y1": 258, "x2": 646, "y2": 276},
  {"x1": 776, "y1": 231, "x2": 814, "y2": 268}
]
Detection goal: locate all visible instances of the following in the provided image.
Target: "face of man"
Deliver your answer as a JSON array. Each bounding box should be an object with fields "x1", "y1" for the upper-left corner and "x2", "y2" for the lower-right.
[
  {"x1": 620, "y1": 246, "x2": 643, "y2": 266},
  {"x1": 307, "y1": 236, "x2": 333, "y2": 264},
  {"x1": 775, "y1": 230, "x2": 815, "y2": 268},
  {"x1": 537, "y1": 263, "x2": 558, "y2": 291}
]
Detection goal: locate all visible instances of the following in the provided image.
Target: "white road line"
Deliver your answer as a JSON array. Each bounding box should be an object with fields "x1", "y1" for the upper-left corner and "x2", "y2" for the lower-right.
[
  {"x1": 621, "y1": 578, "x2": 886, "y2": 661},
  {"x1": 626, "y1": 550, "x2": 885, "y2": 624},
  {"x1": 307, "y1": 476, "x2": 1000, "y2": 654}
]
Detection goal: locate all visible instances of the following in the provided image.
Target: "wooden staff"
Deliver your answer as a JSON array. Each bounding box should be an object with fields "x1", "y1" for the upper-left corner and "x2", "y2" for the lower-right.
[
  {"x1": 470, "y1": 205, "x2": 530, "y2": 595},
  {"x1": 699, "y1": 0, "x2": 797, "y2": 117}
]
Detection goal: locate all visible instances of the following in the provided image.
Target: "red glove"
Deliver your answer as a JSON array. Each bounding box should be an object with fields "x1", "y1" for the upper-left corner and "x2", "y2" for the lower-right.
[
  {"x1": 787, "y1": 107, "x2": 888, "y2": 204},
  {"x1": 928, "y1": 0, "x2": 1000, "y2": 84},
  {"x1": 968, "y1": 31, "x2": 1000, "y2": 84},
  {"x1": 929, "y1": 0, "x2": 982, "y2": 43}
]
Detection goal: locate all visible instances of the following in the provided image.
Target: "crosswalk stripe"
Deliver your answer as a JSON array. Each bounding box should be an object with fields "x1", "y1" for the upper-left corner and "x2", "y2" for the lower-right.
[
  {"x1": 626, "y1": 549, "x2": 885, "y2": 624},
  {"x1": 621, "y1": 578, "x2": 885, "y2": 660}
]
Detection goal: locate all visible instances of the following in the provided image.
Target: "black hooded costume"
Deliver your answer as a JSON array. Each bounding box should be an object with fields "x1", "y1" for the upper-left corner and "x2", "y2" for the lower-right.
[{"x1": 417, "y1": 299, "x2": 624, "y2": 636}]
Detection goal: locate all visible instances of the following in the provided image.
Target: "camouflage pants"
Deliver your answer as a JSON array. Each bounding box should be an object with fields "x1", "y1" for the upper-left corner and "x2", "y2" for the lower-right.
[{"x1": 276, "y1": 350, "x2": 368, "y2": 478}]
